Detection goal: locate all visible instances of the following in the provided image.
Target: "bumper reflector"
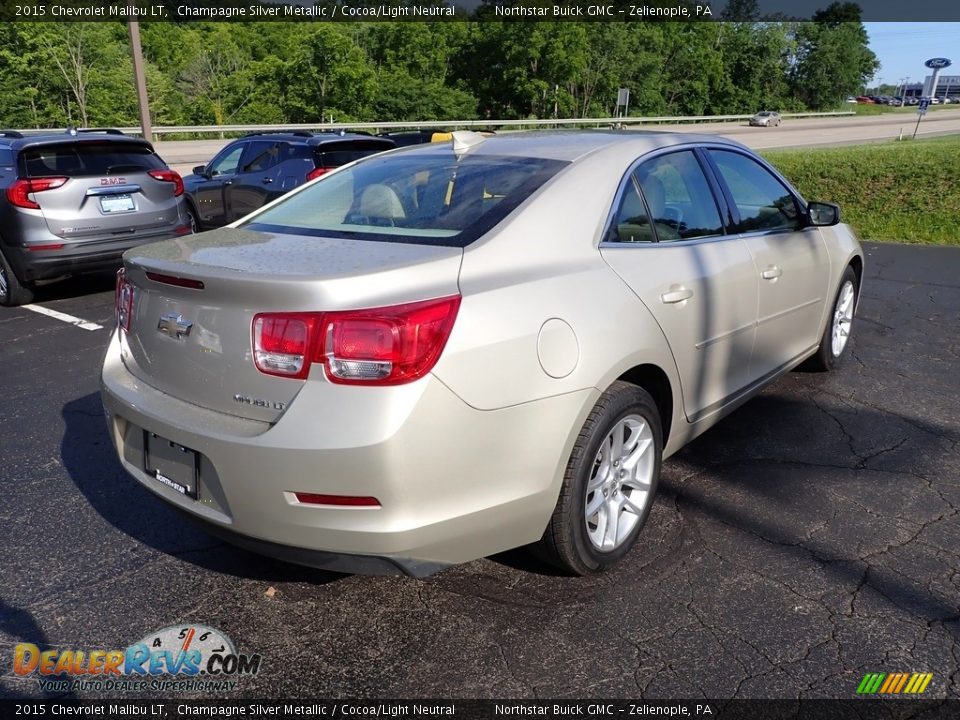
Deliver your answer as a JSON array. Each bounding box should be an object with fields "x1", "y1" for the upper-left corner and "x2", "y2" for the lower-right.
[{"x1": 294, "y1": 493, "x2": 381, "y2": 508}]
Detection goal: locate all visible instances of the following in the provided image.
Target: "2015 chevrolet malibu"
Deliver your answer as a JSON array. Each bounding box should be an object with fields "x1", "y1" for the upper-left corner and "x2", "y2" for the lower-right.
[{"x1": 101, "y1": 131, "x2": 863, "y2": 577}]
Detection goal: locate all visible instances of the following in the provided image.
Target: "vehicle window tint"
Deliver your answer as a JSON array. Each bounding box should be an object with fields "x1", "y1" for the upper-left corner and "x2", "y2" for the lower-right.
[
  {"x1": 709, "y1": 150, "x2": 801, "y2": 233},
  {"x1": 207, "y1": 144, "x2": 245, "y2": 177},
  {"x1": 244, "y1": 153, "x2": 567, "y2": 248},
  {"x1": 315, "y1": 141, "x2": 393, "y2": 169},
  {"x1": 23, "y1": 143, "x2": 163, "y2": 178},
  {"x1": 635, "y1": 151, "x2": 724, "y2": 241},
  {"x1": 0, "y1": 148, "x2": 13, "y2": 166},
  {"x1": 242, "y1": 142, "x2": 280, "y2": 173},
  {"x1": 607, "y1": 179, "x2": 655, "y2": 243}
]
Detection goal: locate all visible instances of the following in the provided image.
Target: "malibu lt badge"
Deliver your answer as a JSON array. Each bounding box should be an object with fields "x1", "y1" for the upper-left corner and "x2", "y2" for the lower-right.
[{"x1": 157, "y1": 313, "x2": 192, "y2": 340}]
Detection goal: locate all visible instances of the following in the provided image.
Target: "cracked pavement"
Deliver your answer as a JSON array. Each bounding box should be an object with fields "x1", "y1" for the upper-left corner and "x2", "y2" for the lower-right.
[{"x1": 0, "y1": 242, "x2": 957, "y2": 701}]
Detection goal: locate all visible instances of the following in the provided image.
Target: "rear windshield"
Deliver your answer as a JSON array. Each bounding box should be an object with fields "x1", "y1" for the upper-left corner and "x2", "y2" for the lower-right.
[
  {"x1": 0, "y1": 148, "x2": 13, "y2": 166},
  {"x1": 314, "y1": 141, "x2": 394, "y2": 169},
  {"x1": 244, "y1": 152, "x2": 567, "y2": 247},
  {"x1": 23, "y1": 143, "x2": 164, "y2": 178}
]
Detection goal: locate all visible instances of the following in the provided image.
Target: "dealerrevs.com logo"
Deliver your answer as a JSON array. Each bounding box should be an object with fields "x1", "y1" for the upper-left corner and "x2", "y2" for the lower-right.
[{"x1": 13, "y1": 624, "x2": 261, "y2": 693}]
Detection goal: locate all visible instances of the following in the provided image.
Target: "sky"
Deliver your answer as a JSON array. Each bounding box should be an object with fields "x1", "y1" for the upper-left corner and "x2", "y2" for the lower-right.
[{"x1": 864, "y1": 23, "x2": 960, "y2": 87}]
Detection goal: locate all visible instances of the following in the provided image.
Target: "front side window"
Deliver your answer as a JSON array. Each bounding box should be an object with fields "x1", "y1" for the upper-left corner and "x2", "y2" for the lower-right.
[
  {"x1": 243, "y1": 152, "x2": 567, "y2": 247},
  {"x1": 206, "y1": 144, "x2": 245, "y2": 177},
  {"x1": 709, "y1": 150, "x2": 801, "y2": 233},
  {"x1": 633, "y1": 150, "x2": 725, "y2": 241}
]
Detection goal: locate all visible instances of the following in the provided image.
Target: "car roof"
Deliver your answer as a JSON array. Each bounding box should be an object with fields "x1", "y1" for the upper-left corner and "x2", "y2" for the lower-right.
[
  {"x1": 241, "y1": 131, "x2": 395, "y2": 147},
  {"x1": 0, "y1": 130, "x2": 154, "y2": 152},
  {"x1": 391, "y1": 129, "x2": 750, "y2": 163}
]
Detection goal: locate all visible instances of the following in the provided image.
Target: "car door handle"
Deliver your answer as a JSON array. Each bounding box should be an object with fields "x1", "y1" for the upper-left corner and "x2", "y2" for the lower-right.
[
  {"x1": 660, "y1": 287, "x2": 694, "y2": 304},
  {"x1": 261, "y1": 178, "x2": 273, "y2": 184},
  {"x1": 761, "y1": 266, "x2": 783, "y2": 280}
]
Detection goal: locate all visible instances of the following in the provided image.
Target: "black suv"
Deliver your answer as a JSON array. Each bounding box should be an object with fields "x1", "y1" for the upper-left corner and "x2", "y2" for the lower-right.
[
  {"x1": 0, "y1": 129, "x2": 189, "y2": 306},
  {"x1": 183, "y1": 131, "x2": 396, "y2": 231}
]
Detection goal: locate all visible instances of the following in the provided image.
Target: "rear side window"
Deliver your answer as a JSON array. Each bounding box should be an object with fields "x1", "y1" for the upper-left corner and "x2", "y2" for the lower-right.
[
  {"x1": 244, "y1": 152, "x2": 567, "y2": 247},
  {"x1": 635, "y1": 150, "x2": 725, "y2": 241},
  {"x1": 0, "y1": 148, "x2": 13, "y2": 166},
  {"x1": 23, "y1": 143, "x2": 164, "y2": 178},
  {"x1": 314, "y1": 141, "x2": 394, "y2": 169}
]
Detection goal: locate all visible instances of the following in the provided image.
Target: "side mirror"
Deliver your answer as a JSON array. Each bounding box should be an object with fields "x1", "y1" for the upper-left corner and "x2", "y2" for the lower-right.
[
  {"x1": 192, "y1": 165, "x2": 207, "y2": 177},
  {"x1": 807, "y1": 201, "x2": 841, "y2": 227}
]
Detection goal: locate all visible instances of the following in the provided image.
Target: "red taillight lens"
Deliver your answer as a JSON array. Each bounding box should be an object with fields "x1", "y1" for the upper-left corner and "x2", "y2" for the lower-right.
[
  {"x1": 5, "y1": 177, "x2": 68, "y2": 209},
  {"x1": 306, "y1": 167, "x2": 330, "y2": 182},
  {"x1": 322, "y1": 296, "x2": 461, "y2": 385},
  {"x1": 294, "y1": 493, "x2": 381, "y2": 507},
  {"x1": 251, "y1": 296, "x2": 460, "y2": 385},
  {"x1": 252, "y1": 314, "x2": 321, "y2": 379},
  {"x1": 148, "y1": 169, "x2": 184, "y2": 197},
  {"x1": 115, "y1": 268, "x2": 135, "y2": 332}
]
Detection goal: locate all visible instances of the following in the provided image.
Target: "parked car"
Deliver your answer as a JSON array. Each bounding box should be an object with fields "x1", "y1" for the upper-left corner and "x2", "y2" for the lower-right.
[
  {"x1": 845, "y1": 96, "x2": 858, "y2": 104},
  {"x1": 0, "y1": 128, "x2": 189, "y2": 307},
  {"x1": 855, "y1": 96, "x2": 875, "y2": 104},
  {"x1": 102, "y1": 130, "x2": 863, "y2": 577},
  {"x1": 749, "y1": 111, "x2": 782, "y2": 127},
  {"x1": 183, "y1": 131, "x2": 396, "y2": 231}
]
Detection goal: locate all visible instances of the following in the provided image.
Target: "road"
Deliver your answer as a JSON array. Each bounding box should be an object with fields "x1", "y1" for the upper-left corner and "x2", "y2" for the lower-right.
[
  {"x1": 0, "y1": 242, "x2": 957, "y2": 701},
  {"x1": 156, "y1": 109, "x2": 960, "y2": 175}
]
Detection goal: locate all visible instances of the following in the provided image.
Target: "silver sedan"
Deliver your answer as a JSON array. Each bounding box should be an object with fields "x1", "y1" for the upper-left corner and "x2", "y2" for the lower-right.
[{"x1": 101, "y1": 130, "x2": 863, "y2": 576}]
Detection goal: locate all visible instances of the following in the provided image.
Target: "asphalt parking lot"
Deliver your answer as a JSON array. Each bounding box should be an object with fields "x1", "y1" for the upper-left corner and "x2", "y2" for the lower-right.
[{"x1": 0, "y1": 242, "x2": 957, "y2": 701}]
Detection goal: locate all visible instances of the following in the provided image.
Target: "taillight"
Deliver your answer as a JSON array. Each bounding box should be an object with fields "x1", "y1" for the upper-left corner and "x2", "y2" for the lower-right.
[
  {"x1": 115, "y1": 268, "x2": 135, "y2": 332},
  {"x1": 323, "y1": 297, "x2": 461, "y2": 385},
  {"x1": 251, "y1": 296, "x2": 460, "y2": 385},
  {"x1": 5, "y1": 177, "x2": 68, "y2": 209},
  {"x1": 148, "y1": 169, "x2": 184, "y2": 197},
  {"x1": 306, "y1": 167, "x2": 330, "y2": 182},
  {"x1": 253, "y1": 314, "x2": 321, "y2": 379}
]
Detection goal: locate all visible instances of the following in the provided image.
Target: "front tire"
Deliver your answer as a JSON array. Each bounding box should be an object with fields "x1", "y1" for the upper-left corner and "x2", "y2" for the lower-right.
[
  {"x1": 0, "y1": 249, "x2": 35, "y2": 307},
  {"x1": 805, "y1": 266, "x2": 858, "y2": 372},
  {"x1": 537, "y1": 381, "x2": 662, "y2": 575}
]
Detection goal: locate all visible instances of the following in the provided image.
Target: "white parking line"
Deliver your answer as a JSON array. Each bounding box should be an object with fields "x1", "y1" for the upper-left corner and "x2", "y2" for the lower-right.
[{"x1": 22, "y1": 304, "x2": 105, "y2": 331}]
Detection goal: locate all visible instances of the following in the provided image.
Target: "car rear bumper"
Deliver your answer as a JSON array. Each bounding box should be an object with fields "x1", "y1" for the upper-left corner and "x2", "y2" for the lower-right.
[
  {"x1": 7, "y1": 229, "x2": 189, "y2": 282},
  {"x1": 100, "y1": 331, "x2": 596, "y2": 575}
]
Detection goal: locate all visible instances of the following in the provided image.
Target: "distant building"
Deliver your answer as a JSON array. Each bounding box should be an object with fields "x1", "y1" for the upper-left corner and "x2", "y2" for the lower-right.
[{"x1": 922, "y1": 74, "x2": 960, "y2": 99}]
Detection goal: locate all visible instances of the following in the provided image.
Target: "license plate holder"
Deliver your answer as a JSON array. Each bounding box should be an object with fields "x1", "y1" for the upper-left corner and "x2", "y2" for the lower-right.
[
  {"x1": 144, "y1": 431, "x2": 199, "y2": 500},
  {"x1": 100, "y1": 194, "x2": 135, "y2": 214}
]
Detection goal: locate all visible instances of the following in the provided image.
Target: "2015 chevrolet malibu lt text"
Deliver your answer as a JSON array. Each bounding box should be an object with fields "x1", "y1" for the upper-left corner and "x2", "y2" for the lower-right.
[{"x1": 100, "y1": 131, "x2": 863, "y2": 577}]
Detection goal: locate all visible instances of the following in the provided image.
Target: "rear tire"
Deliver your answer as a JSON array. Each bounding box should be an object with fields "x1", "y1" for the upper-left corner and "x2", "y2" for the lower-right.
[
  {"x1": 804, "y1": 266, "x2": 858, "y2": 372},
  {"x1": 537, "y1": 381, "x2": 662, "y2": 575},
  {"x1": 0, "y1": 249, "x2": 35, "y2": 307}
]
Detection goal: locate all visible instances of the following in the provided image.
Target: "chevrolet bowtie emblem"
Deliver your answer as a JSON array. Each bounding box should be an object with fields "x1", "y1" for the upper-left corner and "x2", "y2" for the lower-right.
[{"x1": 157, "y1": 313, "x2": 193, "y2": 340}]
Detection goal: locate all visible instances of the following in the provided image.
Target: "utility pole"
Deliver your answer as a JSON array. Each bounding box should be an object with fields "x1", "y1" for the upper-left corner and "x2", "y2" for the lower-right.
[{"x1": 128, "y1": 19, "x2": 152, "y2": 141}]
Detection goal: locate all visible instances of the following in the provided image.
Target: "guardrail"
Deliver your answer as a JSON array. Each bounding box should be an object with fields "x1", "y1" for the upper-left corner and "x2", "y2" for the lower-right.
[{"x1": 13, "y1": 111, "x2": 856, "y2": 138}]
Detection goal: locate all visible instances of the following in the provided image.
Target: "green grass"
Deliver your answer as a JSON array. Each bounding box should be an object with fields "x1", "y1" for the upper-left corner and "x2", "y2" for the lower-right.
[{"x1": 762, "y1": 135, "x2": 960, "y2": 245}]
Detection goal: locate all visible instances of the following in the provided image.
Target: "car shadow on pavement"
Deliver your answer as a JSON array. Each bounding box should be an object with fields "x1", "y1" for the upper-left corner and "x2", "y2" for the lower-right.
[
  {"x1": 0, "y1": 598, "x2": 76, "y2": 700},
  {"x1": 491, "y1": 391, "x2": 959, "y2": 627},
  {"x1": 60, "y1": 392, "x2": 344, "y2": 586},
  {"x1": 31, "y1": 271, "x2": 117, "y2": 303}
]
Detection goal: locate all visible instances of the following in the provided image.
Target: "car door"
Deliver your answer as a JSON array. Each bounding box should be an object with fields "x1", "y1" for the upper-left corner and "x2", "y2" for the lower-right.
[
  {"x1": 705, "y1": 148, "x2": 830, "y2": 378},
  {"x1": 599, "y1": 149, "x2": 759, "y2": 422},
  {"x1": 193, "y1": 142, "x2": 246, "y2": 228},
  {"x1": 224, "y1": 141, "x2": 284, "y2": 223}
]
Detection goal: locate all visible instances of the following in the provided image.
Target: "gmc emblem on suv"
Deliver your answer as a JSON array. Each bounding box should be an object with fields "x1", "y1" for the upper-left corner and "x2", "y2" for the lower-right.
[{"x1": 157, "y1": 314, "x2": 192, "y2": 340}]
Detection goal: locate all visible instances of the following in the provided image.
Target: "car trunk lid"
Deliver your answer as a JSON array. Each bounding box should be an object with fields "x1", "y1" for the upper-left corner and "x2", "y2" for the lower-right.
[{"x1": 120, "y1": 226, "x2": 462, "y2": 422}]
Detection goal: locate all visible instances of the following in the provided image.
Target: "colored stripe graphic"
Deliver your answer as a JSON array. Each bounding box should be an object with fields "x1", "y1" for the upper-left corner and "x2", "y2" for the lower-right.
[
  {"x1": 857, "y1": 673, "x2": 886, "y2": 694},
  {"x1": 858, "y1": 672, "x2": 932, "y2": 694}
]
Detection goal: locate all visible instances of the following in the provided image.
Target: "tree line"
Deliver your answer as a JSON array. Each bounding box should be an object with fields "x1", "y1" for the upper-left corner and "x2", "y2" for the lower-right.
[{"x1": 0, "y1": 2, "x2": 878, "y2": 129}]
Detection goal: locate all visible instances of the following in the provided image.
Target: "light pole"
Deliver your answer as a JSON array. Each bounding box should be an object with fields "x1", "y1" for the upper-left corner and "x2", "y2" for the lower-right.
[{"x1": 128, "y1": 19, "x2": 152, "y2": 142}]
